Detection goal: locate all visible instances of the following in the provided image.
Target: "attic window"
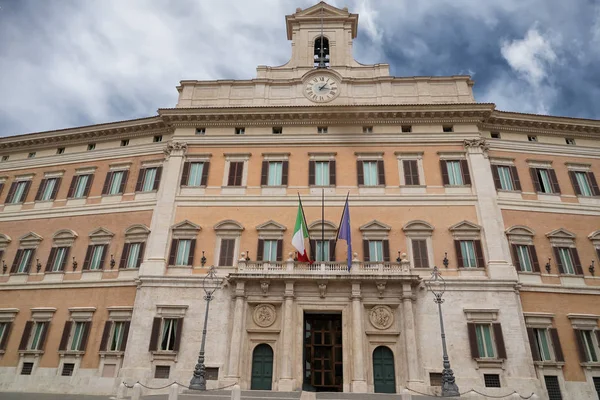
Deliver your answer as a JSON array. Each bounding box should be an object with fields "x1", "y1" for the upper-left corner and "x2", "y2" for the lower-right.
[
  {"x1": 121, "y1": 139, "x2": 129, "y2": 147},
  {"x1": 491, "y1": 132, "x2": 501, "y2": 139},
  {"x1": 401, "y1": 125, "x2": 412, "y2": 133},
  {"x1": 272, "y1": 127, "x2": 283, "y2": 134},
  {"x1": 442, "y1": 125, "x2": 454, "y2": 133},
  {"x1": 196, "y1": 128, "x2": 206, "y2": 135},
  {"x1": 87, "y1": 143, "x2": 96, "y2": 151},
  {"x1": 1, "y1": 155, "x2": 8, "y2": 161},
  {"x1": 528, "y1": 135, "x2": 537, "y2": 142},
  {"x1": 57, "y1": 147, "x2": 65, "y2": 155},
  {"x1": 153, "y1": 135, "x2": 163, "y2": 143},
  {"x1": 565, "y1": 138, "x2": 576, "y2": 145},
  {"x1": 235, "y1": 127, "x2": 245, "y2": 135},
  {"x1": 317, "y1": 127, "x2": 328, "y2": 134},
  {"x1": 362, "y1": 126, "x2": 373, "y2": 134},
  {"x1": 314, "y1": 36, "x2": 330, "y2": 68}
]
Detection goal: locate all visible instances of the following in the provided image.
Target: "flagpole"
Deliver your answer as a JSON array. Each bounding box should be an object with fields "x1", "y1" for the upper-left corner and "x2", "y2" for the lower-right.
[
  {"x1": 321, "y1": 188, "x2": 325, "y2": 262},
  {"x1": 297, "y1": 192, "x2": 313, "y2": 262}
]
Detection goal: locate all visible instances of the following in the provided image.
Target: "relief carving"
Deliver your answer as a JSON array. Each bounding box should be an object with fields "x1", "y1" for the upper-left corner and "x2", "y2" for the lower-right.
[
  {"x1": 253, "y1": 304, "x2": 276, "y2": 328},
  {"x1": 369, "y1": 305, "x2": 394, "y2": 330}
]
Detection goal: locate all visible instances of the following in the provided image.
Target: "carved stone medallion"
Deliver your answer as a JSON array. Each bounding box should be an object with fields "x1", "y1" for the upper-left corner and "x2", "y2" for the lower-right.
[
  {"x1": 369, "y1": 305, "x2": 394, "y2": 330},
  {"x1": 253, "y1": 304, "x2": 277, "y2": 328}
]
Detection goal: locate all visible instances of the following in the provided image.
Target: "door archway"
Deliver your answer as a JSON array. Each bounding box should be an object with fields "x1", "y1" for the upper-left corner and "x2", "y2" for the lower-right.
[
  {"x1": 373, "y1": 346, "x2": 396, "y2": 393},
  {"x1": 251, "y1": 343, "x2": 273, "y2": 390}
]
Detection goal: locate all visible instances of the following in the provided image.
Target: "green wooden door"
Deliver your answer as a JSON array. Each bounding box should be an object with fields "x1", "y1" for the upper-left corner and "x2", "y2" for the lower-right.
[
  {"x1": 251, "y1": 344, "x2": 273, "y2": 390},
  {"x1": 373, "y1": 346, "x2": 396, "y2": 394}
]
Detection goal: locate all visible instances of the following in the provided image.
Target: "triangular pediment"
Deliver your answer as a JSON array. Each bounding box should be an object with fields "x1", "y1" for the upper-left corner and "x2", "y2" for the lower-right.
[
  {"x1": 588, "y1": 230, "x2": 600, "y2": 241},
  {"x1": 403, "y1": 220, "x2": 434, "y2": 233},
  {"x1": 449, "y1": 220, "x2": 481, "y2": 232},
  {"x1": 171, "y1": 220, "x2": 202, "y2": 232},
  {"x1": 256, "y1": 220, "x2": 286, "y2": 232},
  {"x1": 295, "y1": 2, "x2": 351, "y2": 18},
  {"x1": 89, "y1": 227, "x2": 114, "y2": 238},
  {"x1": 0, "y1": 233, "x2": 11, "y2": 248},
  {"x1": 19, "y1": 232, "x2": 43, "y2": 243},
  {"x1": 546, "y1": 228, "x2": 576, "y2": 239},
  {"x1": 359, "y1": 220, "x2": 391, "y2": 232},
  {"x1": 286, "y1": 2, "x2": 358, "y2": 39}
]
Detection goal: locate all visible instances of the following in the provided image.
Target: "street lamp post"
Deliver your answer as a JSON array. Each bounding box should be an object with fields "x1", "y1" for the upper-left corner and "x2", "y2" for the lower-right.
[
  {"x1": 189, "y1": 266, "x2": 220, "y2": 390},
  {"x1": 425, "y1": 266, "x2": 460, "y2": 397}
]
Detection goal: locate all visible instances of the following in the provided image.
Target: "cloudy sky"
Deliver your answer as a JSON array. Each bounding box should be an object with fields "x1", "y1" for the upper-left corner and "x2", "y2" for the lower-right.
[{"x1": 1, "y1": 0, "x2": 599, "y2": 136}]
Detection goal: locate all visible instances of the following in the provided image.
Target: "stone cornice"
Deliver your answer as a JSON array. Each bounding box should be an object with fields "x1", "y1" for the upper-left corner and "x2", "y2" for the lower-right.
[{"x1": 484, "y1": 110, "x2": 600, "y2": 138}]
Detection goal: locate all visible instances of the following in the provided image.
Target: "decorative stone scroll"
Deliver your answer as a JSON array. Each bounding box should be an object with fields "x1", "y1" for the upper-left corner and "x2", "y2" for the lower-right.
[
  {"x1": 369, "y1": 305, "x2": 394, "y2": 330},
  {"x1": 163, "y1": 141, "x2": 188, "y2": 158},
  {"x1": 253, "y1": 304, "x2": 276, "y2": 328},
  {"x1": 463, "y1": 138, "x2": 489, "y2": 157}
]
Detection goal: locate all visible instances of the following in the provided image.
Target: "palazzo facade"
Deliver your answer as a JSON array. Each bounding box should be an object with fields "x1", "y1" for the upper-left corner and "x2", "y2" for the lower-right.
[{"x1": 0, "y1": 3, "x2": 599, "y2": 399}]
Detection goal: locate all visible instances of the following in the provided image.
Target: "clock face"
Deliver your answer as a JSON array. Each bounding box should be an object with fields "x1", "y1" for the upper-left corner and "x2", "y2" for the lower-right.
[{"x1": 304, "y1": 75, "x2": 339, "y2": 103}]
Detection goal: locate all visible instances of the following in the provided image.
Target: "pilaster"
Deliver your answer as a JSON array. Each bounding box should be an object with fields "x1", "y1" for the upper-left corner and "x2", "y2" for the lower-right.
[
  {"x1": 350, "y1": 282, "x2": 367, "y2": 393},
  {"x1": 278, "y1": 281, "x2": 295, "y2": 391},
  {"x1": 226, "y1": 281, "x2": 246, "y2": 379},
  {"x1": 401, "y1": 283, "x2": 421, "y2": 385}
]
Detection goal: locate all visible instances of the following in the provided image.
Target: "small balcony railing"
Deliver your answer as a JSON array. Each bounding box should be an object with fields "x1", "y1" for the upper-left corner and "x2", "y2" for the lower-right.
[{"x1": 236, "y1": 257, "x2": 412, "y2": 275}]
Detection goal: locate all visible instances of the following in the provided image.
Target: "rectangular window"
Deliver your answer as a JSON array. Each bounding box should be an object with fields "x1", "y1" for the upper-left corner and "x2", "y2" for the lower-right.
[
  {"x1": 17, "y1": 249, "x2": 33, "y2": 273},
  {"x1": 109, "y1": 321, "x2": 125, "y2": 351},
  {"x1": 40, "y1": 178, "x2": 58, "y2": 201},
  {"x1": 155, "y1": 365, "x2": 170, "y2": 379},
  {"x1": 87, "y1": 143, "x2": 96, "y2": 151},
  {"x1": 153, "y1": 135, "x2": 162, "y2": 142},
  {"x1": 2, "y1": 155, "x2": 9, "y2": 161},
  {"x1": 21, "y1": 362, "x2": 33, "y2": 375},
  {"x1": 0, "y1": 322, "x2": 8, "y2": 348},
  {"x1": 89, "y1": 245, "x2": 105, "y2": 270},
  {"x1": 121, "y1": 140, "x2": 129, "y2": 147},
  {"x1": 565, "y1": 138, "x2": 576, "y2": 145},
  {"x1": 141, "y1": 168, "x2": 157, "y2": 192},
  {"x1": 446, "y1": 161, "x2": 464, "y2": 185},
  {"x1": 262, "y1": 240, "x2": 279, "y2": 262},
  {"x1": 160, "y1": 319, "x2": 178, "y2": 351},
  {"x1": 73, "y1": 175, "x2": 90, "y2": 198},
  {"x1": 490, "y1": 132, "x2": 501, "y2": 139},
  {"x1": 175, "y1": 239, "x2": 191, "y2": 266},
  {"x1": 10, "y1": 181, "x2": 29, "y2": 204},
  {"x1": 403, "y1": 159, "x2": 420, "y2": 186},
  {"x1": 484, "y1": 374, "x2": 501, "y2": 388},
  {"x1": 227, "y1": 162, "x2": 244, "y2": 186},
  {"x1": 443, "y1": 125, "x2": 453, "y2": 132},
  {"x1": 581, "y1": 330, "x2": 598, "y2": 362},
  {"x1": 516, "y1": 245, "x2": 533, "y2": 272},
  {"x1": 401, "y1": 125, "x2": 412, "y2": 133},
  {"x1": 234, "y1": 127, "x2": 245, "y2": 135},
  {"x1": 187, "y1": 162, "x2": 205, "y2": 187},
  {"x1": 30, "y1": 322, "x2": 46, "y2": 350},
  {"x1": 52, "y1": 247, "x2": 68, "y2": 272},
  {"x1": 544, "y1": 376, "x2": 562, "y2": 400},
  {"x1": 272, "y1": 127, "x2": 282, "y2": 134},
  {"x1": 317, "y1": 127, "x2": 328, "y2": 134},
  {"x1": 528, "y1": 135, "x2": 537, "y2": 142},
  {"x1": 557, "y1": 248, "x2": 575, "y2": 274},
  {"x1": 497, "y1": 166, "x2": 514, "y2": 191},
  {"x1": 28, "y1": 152, "x2": 36, "y2": 159},
  {"x1": 61, "y1": 363, "x2": 75, "y2": 376},
  {"x1": 315, "y1": 161, "x2": 330, "y2": 186},
  {"x1": 475, "y1": 324, "x2": 495, "y2": 358},
  {"x1": 218, "y1": 239, "x2": 235, "y2": 266},
  {"x1": 574, "y1": 171, "x2": 592, "y2": 197},
  {"x1": 108, "y1": 171, "x2": 124, "y2": 195},
  {"x1": 70, "y1": 321, "x2": 85, "y2": 351},
  {"x1": 315, "y1": 240, "x2": 330, "y2": 262},
  {"x1": 368, "y1": 240, "x2": 384, "y2": 262},
  {"x1": 533, "y1": 328, "x2": 553, "y2": 361},
  {"x1": 412, "y1": 239, "x2": 429, "y2": 268},
  {"x1": 267, "y1": 162, "x2": 283, "y2": 186},
  {"x1": 362, "y1": 126, "x2": 373, "y2": 133},
  {"x1": 196, "y1": 128, "x2": 206, "y2": 135},
  {"x1": 538, "y1": 169, "x2": 552, "y2": 193},
  {"x1": 460, "y1": 241, "x2": 477, "y2": 268},
  {"x1": 126, "y1": 243, "x2": 141, "y2": 269},
  {"x1": 57, "y1": 147, "x2": 65, "y2": 155},
  {"x1": 363, "y1": 161, "x2": 379, "y2": 186}
]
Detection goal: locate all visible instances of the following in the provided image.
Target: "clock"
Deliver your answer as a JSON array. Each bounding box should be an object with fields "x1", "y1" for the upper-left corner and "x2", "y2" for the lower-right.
[{"x1": 303, "y1": 74, "x2": 340, "y2": 103}]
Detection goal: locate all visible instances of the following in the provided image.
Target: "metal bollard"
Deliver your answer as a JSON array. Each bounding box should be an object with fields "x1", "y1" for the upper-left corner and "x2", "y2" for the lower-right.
[
  {"x1": 168, "y1": 383, "x2": 179, "y2": 400},
  {"x1": 132, "y1": 382, "x2": 142, "y2": 400},
  {"x1": 231, "y1": 384, "x2": 241, "y2": 400},
  {"x1": 116, "y1": 382, "x2": 127, "y2": 400}
]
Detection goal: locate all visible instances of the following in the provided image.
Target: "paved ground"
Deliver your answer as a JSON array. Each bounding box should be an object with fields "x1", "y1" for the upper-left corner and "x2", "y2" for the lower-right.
[{"x1": 0, "y1": 394, "x2": 114, "y2": 400}]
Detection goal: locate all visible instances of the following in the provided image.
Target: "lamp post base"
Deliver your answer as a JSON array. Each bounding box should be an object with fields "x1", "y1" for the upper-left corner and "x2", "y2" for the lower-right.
[{"x1": 441, "y1": 367, "x2": 460, "y2": 397}]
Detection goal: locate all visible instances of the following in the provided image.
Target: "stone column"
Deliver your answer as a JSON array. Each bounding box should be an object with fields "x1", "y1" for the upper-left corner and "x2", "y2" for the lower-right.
[
  {"x1": 464, "y1": 139, "x2": 516, "y2": 280},
  {"x1": 402, "y1": 283, "x2": 420, "y2": 385},
  {"x1": 278, "y1": 281, "x2": 295, "y2": 391},
  {"x1": 140, "y1": 141, "x2": 187, "y2": 276},
  {"x1": 226, "y1": 281, "x2": 246, "y2": 379},
  {"x1": 350, "y1": 283, "x2": 367, "y2": 393}
]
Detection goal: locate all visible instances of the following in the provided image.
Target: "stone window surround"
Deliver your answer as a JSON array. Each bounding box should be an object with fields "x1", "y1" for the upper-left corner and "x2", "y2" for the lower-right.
[
  {"x1": 402, "y1": 220, "x2": 434, "y2": 269},
  {"x1": 107, "y1": 306, "x2": 133, "y2": 321},
  {"x1": 108, "y1": 162, "x2": 132, "y2": 172},
  {"x1": 140, "y1": 159, "x2": 165, "y2": 169},
  {"x1": 0, "y1": 308, "x2": 18, "y2": 355},
  {"x1": 222, "y1": 153, "x2": 251, "y2": 188},
  {"x1": 186, "y1": 153, "x2": 212, "y2": 163},
  {"x1": 546, "y1": 228, "x2": 576, "y2": 248},
  {"x1": 526, "y1": 159, "x2": 553, "y2": 169},
  {"x1": 262, "y1": 152, "x2": 290, "y2": 161},
  {"x1": 124, "y1": 225, "x2": 150, "y2": 243},
  {"x1": 489, "y1": 157, "x2": 515, "y2": 167},
  {"x1": 437, "y1": 151, "x2": 466, "y2": 160},
  {"x1": 14, "y1": 173, "x2": 35, "y2": 182},
  {"x1": 18, "y1": 232, "x2": 43, "y2": 250},
  {"x1": 74, "y1": 167, "x2": 97, "y2": 175},
  {"x1": 88, "y1": 228, "x2": 114, "y2": 245},
  {"x1": 395, "y1": 152, "x2": 425, "y2": 186},
  {"x1": 307, "y1": 220, "x2": 337, "y2": 240},
  {"x1": 214, "y1": 220, "x2": 244, "y2": 267},
  {"x1": 171, "y1": 220, "x2": 201, "y2": 240},
  {"x1": 565, "y1": 162, "x2": 591, "y2": 172},
  {"x1": 308, "y1": 152, "x2": 336, "y2": 161},
  {"x1": 524, "y1": 312, "x2": 555, "y2": 329},
  {"x1": 464, "y1": 308, "x2": 503, "y2": 369},
  {"x1": 0, "y1": 233, "x2": 12, "y2": 252},
  {"x1": 98, "y1": 307, "x2": 133, "y2": 377},
  {"x1": 256, "y1": 220, "x2": 286, "y2": 240},
  {"x1": 505, "y1": 226, "x2": 535, "y2": 246},
  {"x1": 355, "y1": 151, "x2": 384, "y2": 161},
  {"x1": 589, "y1": 230, "x2": 600, "y2": 251},
  {"x1": 449, "y1": 221, "x2": 482, "y2": 241},
  {"x1": 150, "y1": 305, "x2": 189, "y2": 363},
  {"x1": 56, "y1": 307, "x2": 95, "y2": 377},
  {"x1": 52, "y1": 229, "x2": 78, "y2": 248},
  {"x1": 567, "y1": 314, "x2": 600, "y2": 369},
  {"x1": 359, "y1": 220, "x2": 391, "y2": 241},
  {"x1": 17, "y1": 308, "x2": 56, "y2": 376},
  {"x1": 43, "y1": 170, "x2": 65, "y2": 179}
]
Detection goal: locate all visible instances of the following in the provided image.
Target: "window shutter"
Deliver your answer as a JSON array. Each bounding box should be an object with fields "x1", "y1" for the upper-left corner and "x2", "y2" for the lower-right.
[
  {"x1": 200, "y1": 162, "x2": 210, "y2": 186},
  {"x1": 573, "y1": 329, "x2": 588, "y2": 362},
  {"x1": 45, "y1": 248, "x2": 57, "y2": 272},
  {"x1": 356, "y1": 161, "x2": 364, "y2": 185},
  {"x1": 173, "y1": 318, "x2": 184, "y2": 352},
  {"x1": 227, "y1": 163, "x2": 236, "y2": 186},
  {"x1": 135, "y1": 169, "x2": 145, "y2": 192},
  {"x1": 120, "y1": 321, "x2": 131, "y2": 351},
  {"x1": 256, "y1": 239, "x2": 264, "y2": 262},
  {"x1": 549, "y1": 328, "x2": 564, "y2": 362},
  {"x1": 0, "y1": 183, "x2": 3, "y2": 197},
  {"x1": 135, "y1": 242, "x2": 145, "y2": 268},
  {"x1": 152, "y1": 167, "x2": 162, "y2": 191},
  {"x1": 510, "y1": 244, "x2": 521, "y2": 271},
  {"x1": 230, "y1": 162, "x2": 243, "y2": 186},
  {"x1": 148, "y1": 318, "x2": 161, "y2": 351},
  {"x1": 454, "y1": 240, "x2": 464, "y2": 268},
  {"x1": 19, "y1": 180, "x2": 31, "y2": 203},
  {"x1": 82, "y1": 246, "x2": 93, "y2": 270},
  {"x1": 276, "y1": 239, "x2": 283, "y2": 262},
  {"x1": 99, "y1": 245, "x2": 108, "y2": 270},
  {"x1": 530, "y1": 168, "x2": 541, "y2": 192},
  {"x1": 382, "y1": 240, "x2": 390, "y2": 262},
  {"x1": 412, "y1": 240, "x2": 424, "y2": 268},
  {"x1": 79, "y1": 321, "x2": 91, "y2": 351},
  {"x1": 119, "y1": 244, "x2": 130, "y2": 269},
  {"x1": 282, "y1": 161, "x2": 289, "y2": 186},
  {"x1": 587, "y1": 172, "x2": 600, "y2": 196},
  {"x1": 0, "y1": 321, "x2": 12, "y2": 350},
  {"x1": 571, "y1": 247, "x2": 583, "y2": 275},
  {"x1": 362, "y1": 240, "x2": 370, "y2": 262},
  {"x1": 309, "y1": 240, "x2": 316, "y2": 261},
  {"x1": 24, "y1": 249, "x2": 35, "y2": 273},
  {"x1": 308, "y1": 161, "x2": 315, "y2": 186},
  {"x1": 19, "y1": 321, "x2": 33, "y2": 350},
  {"x1": 548, "y1": 169, "x2": 561, "y2": 194},
  {"x1": 188, "y1": 239, "x2": 196, "y2": 266},
  {"x1": 50, "y1": 178, "x2": 61, "y2": 200},
  {"x1": 491, "y1": 165, "x2": 502, "y2": 190},
  {"x1": 118, "y1": 170, "x2": 129, "y2": 194},
  {"x1": 404, "y1": 159, "x2": 420, "y2": 186},
  {"x1": 102, "y1": 172, "x2": 113, "y2": 195},
  {"x1": 505, "y1": 166, "x2": 519, "y2": 190},
  {"x1": 35, "y1": 179, "x2": 46, "y2": 201},
  {"x1": 218, "y1": 240, "x2": 227, "y2": 266},
  {"x1": 377, "y1": 160, "x2": 386, "y2": 185},
  {"x1": 329, "y1": 160, "x2": 336, "y2": 186},
  {"x1": 419, "y1": 240, "x2": 430, "y2": 268},
  {"x1": 4, "y1": 182, "x2": 17, "y2": 204},
  {"x1": 474, "y1": 240, "x2": 485, "y2": 268},
  {"x1": 553, "y1": 247, "x2": 564, "y2": 274},
  {"x1": 527, "y1": 328, "x2": 540, "y2": 361},
  {"x1": 568, "y1": 171, "x2": 581, "y2": 195},
  {"x1": 467, "y1": 323, "x2": 479, "y2": 358},
  {"x1": 597, "y1": 248, "x2": 600, "y2": 263},
  {"x1": 99, "y1": 321, "x2": 112, "y2": 352},
  {"x1": 83, "y1": 174, "x2": 94, "y2": 197},
  {"x1": 219, "y1": 239, "x2": 234, "y2": 266},
  {"x1": 460, "y1": 159, "x2": 471, "y2": 185},
  {"x1": 59, "y1": 321, "x2": 72, "y2": 351},
  {"x1": 260, "y1": 161, "x2": 269, "y2": 186},
  {"x1": 440, "y1": 161, "x2": 449, "y2": 185},
  {"x1": 180, "y1": 162, "x2": 191, "y2": 186},
  {"x1": 10, "y1": 249, "x2": 23, "y2": 274},
  {"x1": 529, "y1": 245, "x2": 540, "y2": 272},
  {"x1": 493, "y1": 323, "x2": 507, "y2": 359},
  {"x1": 60, "y1": 247, "x2": 71, "y2": 271},
  {"x1": 37, "y1": 321, "x2": 49, "y2": 350},
  {"x1": 168, "y1": 239, "x2": 178, "y2": 266},
  {"x1": 329, "y1": 239, "x2": 336, "y2": 261}
]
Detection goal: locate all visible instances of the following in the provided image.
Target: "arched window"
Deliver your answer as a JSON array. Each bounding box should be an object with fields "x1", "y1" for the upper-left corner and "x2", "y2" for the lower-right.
[{"x1": 314, "y1": 36, "x2": 330, "y2": 67}]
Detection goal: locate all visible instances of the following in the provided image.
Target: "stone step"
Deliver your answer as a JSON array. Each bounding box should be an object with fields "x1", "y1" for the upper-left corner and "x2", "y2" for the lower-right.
[{"x1": 175, "y1": 389, "x2": 302, "y2": 400}]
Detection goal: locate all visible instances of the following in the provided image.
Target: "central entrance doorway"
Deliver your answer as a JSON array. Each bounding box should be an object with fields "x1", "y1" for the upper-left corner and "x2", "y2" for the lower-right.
[{"x1": 303, "y1": 313, "x2": 343, "y2": 392}]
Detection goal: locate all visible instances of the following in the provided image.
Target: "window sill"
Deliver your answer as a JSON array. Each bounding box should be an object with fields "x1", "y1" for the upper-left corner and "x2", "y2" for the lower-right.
[
  {"x1": 443, "y1": 186, "x2": 472, "y2": 195},
  {"x1": 33, "y1": 201, "x2": 54, "y2": 210},
  {"x1": 260, "y1": 185, "x2": 287, "y2": 188},
  {"x1": 497, "y1": 190, "x2": 523, "y2": 200},
  {"x1": 577, "y1": 196, "x2": 600, "y2": 205},
  {"x1": 19, "y1": 350, "x2": 44, "y2": 357},
  {"x1": 99, "y1": 351, "x2": 124, "y2": 359},
  {"x1": 66, "y1": 198, "x2": 87, "y2": 207},
  {"x1": 58, "y1": 351, "x2": 85, "y2": 358},
  {"x1": 474, "y1": 358, "x2": 504, "y2": 369},
  {"x1": 534, "y1": 361, "x2": 564, "y2": 369},
  {"x1": 101, "y1": 194, "x2": 123, "y2": 204},
  {"x1": 150, "y1": 351, "x2": 178, "y2": 362},
  {"x1": 536, "y1": 193, "x2": 561, "y2": 202},
  {"x1": 580, "y1": 362, "x2": 600, "y2": 370},
  {"x1": 3, "y1": 204, "x2": 23, "y2": 212}
]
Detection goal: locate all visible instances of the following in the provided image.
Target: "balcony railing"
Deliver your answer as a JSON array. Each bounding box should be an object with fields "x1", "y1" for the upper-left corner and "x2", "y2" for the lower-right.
[{"x1": 236, "y1": 257, "x2": 412, "y2": 275}]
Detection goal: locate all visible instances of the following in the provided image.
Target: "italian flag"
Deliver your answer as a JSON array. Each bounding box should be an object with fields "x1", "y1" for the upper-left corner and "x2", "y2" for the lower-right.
[{"x1": 292, "y1": 203, "x2": 311, "y2": 262}]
